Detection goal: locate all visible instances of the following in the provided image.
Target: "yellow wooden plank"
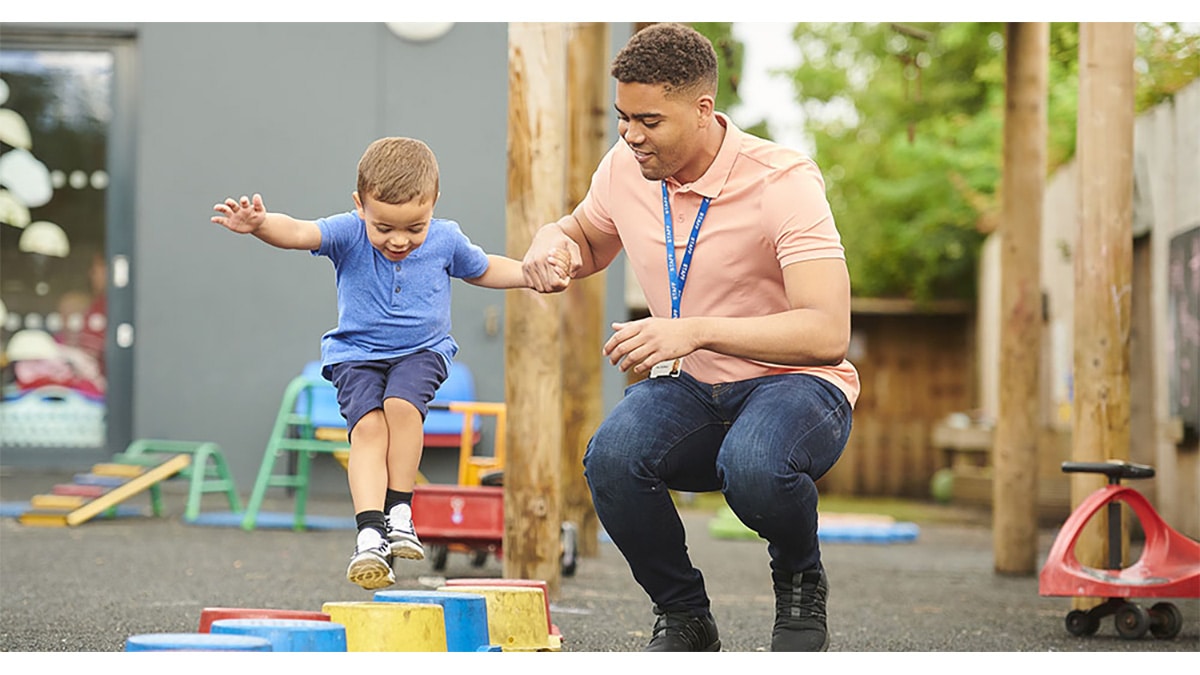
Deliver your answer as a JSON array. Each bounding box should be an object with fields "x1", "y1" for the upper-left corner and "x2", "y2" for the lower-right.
[
  {"x1": 333, "y1": 450, "x2": 350, "y2": 471},
  {"x1": 92, "y1": 463, "x2": 146, "y2": 478},
  {"x1": 65, "y1": 454, "x2": 191, "y2": 526},
  {"x1": 18, "y1": 511, "x2": 70, "y2": 527},
  {"x1": 313, "y1": 428, "x2": 348, "y2": 442},
  {"x1": 30, "y1": 494, "x2": 88, "y2": 510}
]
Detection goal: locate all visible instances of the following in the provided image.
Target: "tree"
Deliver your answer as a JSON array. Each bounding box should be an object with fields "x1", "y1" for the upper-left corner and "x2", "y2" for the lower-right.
[
  {"x1": 690, "y1": 23, "x2": 770, "y2": 138},
  {"x1": 780, "y1": 22, "x2": 1199, "y2": 302}
]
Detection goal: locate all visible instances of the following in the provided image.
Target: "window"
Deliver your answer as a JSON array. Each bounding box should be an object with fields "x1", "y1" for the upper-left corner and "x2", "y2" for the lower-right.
[{"x1": 1, "y1": 49, "x2": 113, "y2": 449}]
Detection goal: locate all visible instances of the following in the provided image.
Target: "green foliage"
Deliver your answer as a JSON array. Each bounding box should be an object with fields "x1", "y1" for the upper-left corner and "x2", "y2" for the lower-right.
[
  {"x1": 690, "y1": 23, "x2": 750, "y2": 120},
  {"x1": 782, "y1": 22, "x2": 1199, "y2": 302}
]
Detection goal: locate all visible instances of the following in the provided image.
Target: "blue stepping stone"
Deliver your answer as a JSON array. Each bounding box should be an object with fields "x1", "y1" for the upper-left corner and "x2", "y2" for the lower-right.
[
  {"x1": 125, "y1": 633, "x2": 273, "y2": 651},
  {"x1": 211, "y1": 618, "x2": 346, "y2": 652}
]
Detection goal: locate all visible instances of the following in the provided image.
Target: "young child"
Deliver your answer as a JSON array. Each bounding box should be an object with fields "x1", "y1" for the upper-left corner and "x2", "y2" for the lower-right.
[{"x1": 212, "y1": 137, "x2": 571, "y2": 590}]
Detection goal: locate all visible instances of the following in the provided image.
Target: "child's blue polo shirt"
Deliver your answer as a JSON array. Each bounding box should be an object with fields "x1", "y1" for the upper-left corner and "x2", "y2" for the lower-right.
[{"x1": 312, "y1": 211, "x2": 490, "y2": 378}]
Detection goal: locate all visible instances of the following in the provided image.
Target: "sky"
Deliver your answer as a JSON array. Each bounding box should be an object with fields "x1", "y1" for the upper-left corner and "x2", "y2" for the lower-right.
[{"x1": 730, "y1": 23, "x2": 812, "y2": 154}]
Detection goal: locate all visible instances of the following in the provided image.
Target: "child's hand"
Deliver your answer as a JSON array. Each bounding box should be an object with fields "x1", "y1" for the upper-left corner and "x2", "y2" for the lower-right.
[
  {"x1": 549, "y1": 247, "x2": 572, "y2": 283},
  {"x1": 212, "y1": 193, "x2": 268, "y2": 234}
]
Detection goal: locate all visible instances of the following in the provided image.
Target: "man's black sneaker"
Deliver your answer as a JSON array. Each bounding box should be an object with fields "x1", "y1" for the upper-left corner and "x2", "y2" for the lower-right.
[
  {"x1": 771, "y1": 567, "x2": 829, "y2": 651},
  {"x1": 643, "y1": 608, "x2": 721, "y2": 652}
]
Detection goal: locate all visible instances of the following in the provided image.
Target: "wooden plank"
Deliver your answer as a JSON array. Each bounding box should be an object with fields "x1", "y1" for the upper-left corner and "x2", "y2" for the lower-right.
[
  {"x1": 953, "y1": 468, "x2": 994, "y2": 507},
  {"x1": 333, "y1": 450, "x2": 350, "y2": 471},
  {"x1": 65, "y1": 454, "x2": 191, "y2": 526},
  {"x1": 91, "y1": 463, "x2": 146, "y2": 478},
  {"x1": 30, "y1": 494, "x2": 88, "y2": 510},
  {"x1": 17, "y1": 511, "x2": 69, "y2": 527},
  {"x1": 313, "y1": 428, "x2": 349, "y2": 442},
  {"x1": 905, "y1": 421, "x2": 931, "y2": 498},
  {"x1": 52, "y1": 484, "x2": 108, "y2": 498},
  {"x1": 885, "y1": 421, "x2": 908, "y2": 496},
  {"x1": 858, "y1": 417, "x2": 885, "y2": 496},
  {"x1": 73, "y1": 474, "x2": 126, "y2": 488}
]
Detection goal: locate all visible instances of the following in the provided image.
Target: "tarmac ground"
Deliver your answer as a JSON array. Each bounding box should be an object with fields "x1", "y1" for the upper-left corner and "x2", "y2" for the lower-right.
[{"x1": 1, "y1": 466, "x2": 1197, "y2": 663}]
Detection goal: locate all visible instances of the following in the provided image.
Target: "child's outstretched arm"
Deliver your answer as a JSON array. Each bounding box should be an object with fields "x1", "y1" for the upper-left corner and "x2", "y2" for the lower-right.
[
  {"x1": 467, "y1": 250, "x2": 571, "y2": 292},
  {"x1": 211, "y1": 193, "x2": 322, "y2": 251}
]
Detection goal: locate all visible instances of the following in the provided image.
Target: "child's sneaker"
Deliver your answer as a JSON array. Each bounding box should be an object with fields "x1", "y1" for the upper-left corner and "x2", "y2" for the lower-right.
[
  {"x1": 387, "y1": 503, "x2": 425, "y2": 561},
  {"x1": 346, "y1": 528, "x2": 394, "y2": 590}
]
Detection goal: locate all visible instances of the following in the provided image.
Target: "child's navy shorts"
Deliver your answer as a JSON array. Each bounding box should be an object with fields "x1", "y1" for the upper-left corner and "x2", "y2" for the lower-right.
[{"x1": 326, "y1": 350, "x2": 449, "y2": 435}]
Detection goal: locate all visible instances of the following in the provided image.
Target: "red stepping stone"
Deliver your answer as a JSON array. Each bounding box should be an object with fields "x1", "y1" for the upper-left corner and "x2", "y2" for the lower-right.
[{"x1": 198, "y1": 607, "x2": 331, "y2": 633}]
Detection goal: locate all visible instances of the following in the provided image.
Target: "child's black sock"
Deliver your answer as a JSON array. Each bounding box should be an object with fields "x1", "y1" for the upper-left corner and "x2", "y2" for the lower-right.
[
  {"x1": 384, "y1": 489, "x2": 413, "y2": 514},
  {"x1": 354, "y1": 509, "x2": 387, "y2": 539}
]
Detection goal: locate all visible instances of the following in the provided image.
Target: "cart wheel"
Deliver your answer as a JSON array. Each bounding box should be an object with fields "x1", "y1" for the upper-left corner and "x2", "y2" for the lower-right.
[
  {"x1": 470, "y1": 550, "x2": 489, "y2": 568},
  {"x1": 429, "y1": 544, "x2": 449, "y2": 572},
  {"x1": 1148, "y1": 602, "x2": 1183, "y2": 640},
  {"x1": 1114, "y1": 603, "x2": 1150, "y2": 639},
  {"x1": 1065, "y1": 609, "x2": 1099, "y2": 636},
  {"x1": 560, "y1": 522, "x2": 578, "y2": 577}
]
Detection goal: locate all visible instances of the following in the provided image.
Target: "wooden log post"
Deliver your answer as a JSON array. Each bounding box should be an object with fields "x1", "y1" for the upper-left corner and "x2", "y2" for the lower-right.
[
  {"x1": 1071, "y1": 22, "x2": 1136, "y2": 606},
  {"x1": 993, "y1": 22, "x2": 1049, "y2": 576},
  {"x1": 562, "y1": 22, "x2": 610, "y2": 559},
  {"x1": 505, "y1": 22, "x2": 567, "y2": 598}
]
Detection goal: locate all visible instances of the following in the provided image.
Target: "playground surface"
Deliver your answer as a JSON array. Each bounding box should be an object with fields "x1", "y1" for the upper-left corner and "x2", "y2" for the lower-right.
[{"x1": 0, "y1": 467, "x2": 1197, "y2": 657}]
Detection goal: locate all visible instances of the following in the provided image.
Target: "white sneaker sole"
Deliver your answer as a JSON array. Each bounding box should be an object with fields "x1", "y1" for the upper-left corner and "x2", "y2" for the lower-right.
[
  {"x1": 390, "y1": 539, "x2": 425, "y2": 561},
  {"x1": 347, "y1": 555, "x2": 395, "y2": 590}
]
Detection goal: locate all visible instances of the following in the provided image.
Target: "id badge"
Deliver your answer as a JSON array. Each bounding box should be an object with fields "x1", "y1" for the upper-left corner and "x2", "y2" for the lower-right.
[{"x1": 649, "y1": 358, "x2": 681, "y2": 379}]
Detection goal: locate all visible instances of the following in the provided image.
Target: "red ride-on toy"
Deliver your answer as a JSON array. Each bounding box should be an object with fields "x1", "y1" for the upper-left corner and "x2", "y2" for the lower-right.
[
  {"x1": 1038, "y1": 460, "x2": 1200, "y2": 640},
  {"x1": 409, "y1": 401, "x2": 578, "y2": 577}
]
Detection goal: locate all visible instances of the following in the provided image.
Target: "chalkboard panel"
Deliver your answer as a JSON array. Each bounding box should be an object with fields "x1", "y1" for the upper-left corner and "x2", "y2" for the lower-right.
[{"x1": 1168, "y1": 225, "x2": 1200, "y2": 438}]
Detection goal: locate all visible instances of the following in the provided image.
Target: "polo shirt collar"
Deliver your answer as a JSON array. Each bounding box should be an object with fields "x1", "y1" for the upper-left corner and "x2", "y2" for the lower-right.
[{"x1": 665, "y1": 112, "x2": 740, "y2": 200}]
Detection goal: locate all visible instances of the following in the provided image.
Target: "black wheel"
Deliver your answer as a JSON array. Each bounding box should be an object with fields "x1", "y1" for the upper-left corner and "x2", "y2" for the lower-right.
[
  {"x1": 429, "y1": 544, "x2": 449, "y2": 571},
  {"x1": 470, "y1": 549, "x2": 489, "y2": 568},
  {"x1": 1065, "y1": 609, "x2": 1099, "y2": 636},
  {"x1": 1114, "y1": 603, "x2": 1151, "y2": 639},
  {"x1": 1149, "y1": 602, "x2": 1183, "y2": 640},
  {"x1": 560, "y1": 522, "x2": 578, "y2": 577}
]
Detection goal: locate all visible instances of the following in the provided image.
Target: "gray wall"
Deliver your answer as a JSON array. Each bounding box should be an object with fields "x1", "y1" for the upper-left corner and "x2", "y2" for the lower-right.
[
  {"x1": 1, "y1": 23, "x2": 630, "y2": 490},
  {"x1": 131, "y1": 22, "x2": 630, "y2": 490}
]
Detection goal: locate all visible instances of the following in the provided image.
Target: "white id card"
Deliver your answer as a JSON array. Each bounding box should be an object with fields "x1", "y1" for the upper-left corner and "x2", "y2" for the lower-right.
[{"x1": 649, "y1": 358, "x2": 682, "y2": 379}]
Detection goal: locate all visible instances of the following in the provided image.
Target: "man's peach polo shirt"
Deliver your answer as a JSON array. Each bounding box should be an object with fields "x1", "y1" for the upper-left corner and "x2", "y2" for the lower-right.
[{"x1": 579, "y1": 113, "x2": 861, "y2": 407}]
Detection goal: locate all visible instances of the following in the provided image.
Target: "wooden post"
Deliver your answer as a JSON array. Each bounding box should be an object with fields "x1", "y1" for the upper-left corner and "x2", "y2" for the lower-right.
[
  {"x1": 505, "y1": 22, "x2": 567, "y2": 598},
  {"x1": 993, "y1": 22, "x2": 1049, "y2": 576},
  {"x1": 1071, "y1": 22, "x2": 1136, "y2": 606},
  {"x1": 562, "y1": 22, "x2": 610, "y2": 559}
]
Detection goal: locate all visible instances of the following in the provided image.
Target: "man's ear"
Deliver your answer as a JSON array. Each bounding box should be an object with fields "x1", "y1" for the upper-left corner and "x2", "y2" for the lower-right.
[{"x1": 696, "y1": 93, "x2": 715, "y2": 127}]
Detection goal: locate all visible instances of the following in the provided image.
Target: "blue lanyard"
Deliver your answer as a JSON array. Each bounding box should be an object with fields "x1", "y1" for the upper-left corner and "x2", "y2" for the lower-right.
[{"x1": 662, "y1": 181, "x2": 711, "y2": 319}]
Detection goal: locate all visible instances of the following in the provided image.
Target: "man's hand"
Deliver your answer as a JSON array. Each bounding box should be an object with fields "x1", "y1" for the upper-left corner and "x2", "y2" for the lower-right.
[
  {"x1": 603, "y1": 317, "x2": 698, "y2": 373},
  {"x1": 212, "y1": 193, "x2": 268, "y2": 235},
  {"x1": 523, "y1": 223, "x2": 581, "y2": 293}
]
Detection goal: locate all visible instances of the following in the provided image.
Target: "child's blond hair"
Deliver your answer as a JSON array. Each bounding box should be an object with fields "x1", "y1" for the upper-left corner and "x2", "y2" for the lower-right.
[{"x1": 356, "y1": 137, "x2": 439, "y2": 205}]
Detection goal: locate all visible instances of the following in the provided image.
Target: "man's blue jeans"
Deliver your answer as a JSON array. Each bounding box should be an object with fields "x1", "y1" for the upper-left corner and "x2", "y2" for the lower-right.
[{"x1": 583, "y1": 371, "x2": 852, "y2": 615}]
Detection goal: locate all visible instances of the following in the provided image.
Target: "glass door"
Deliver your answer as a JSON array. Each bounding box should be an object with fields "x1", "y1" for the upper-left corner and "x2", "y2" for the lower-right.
[{"x1": 1, "y1": 39, "x2": 132, "y2": 460}]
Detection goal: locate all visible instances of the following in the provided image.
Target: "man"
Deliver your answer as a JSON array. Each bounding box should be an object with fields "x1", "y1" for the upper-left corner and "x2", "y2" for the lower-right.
[{"x1": 522, "y1": 23, "x2": 859, "y2": 652}]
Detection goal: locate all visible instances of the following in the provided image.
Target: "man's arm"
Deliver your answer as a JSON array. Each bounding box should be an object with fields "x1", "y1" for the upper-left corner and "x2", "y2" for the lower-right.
[
  {"x1": 603, "y1": 258, "x2": 851, "y2": 374},
  {"x1": 689, "y1": 257, "x2": 851, "y2": 364},
  {"x1": 522, "y1": 207, "x2": 623, "y2": 292}
]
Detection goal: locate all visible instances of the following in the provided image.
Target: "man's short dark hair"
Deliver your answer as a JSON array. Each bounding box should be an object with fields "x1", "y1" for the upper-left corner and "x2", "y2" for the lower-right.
[{"x1": 610, "y1": 23, "x2": 718, "y2": 99}]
